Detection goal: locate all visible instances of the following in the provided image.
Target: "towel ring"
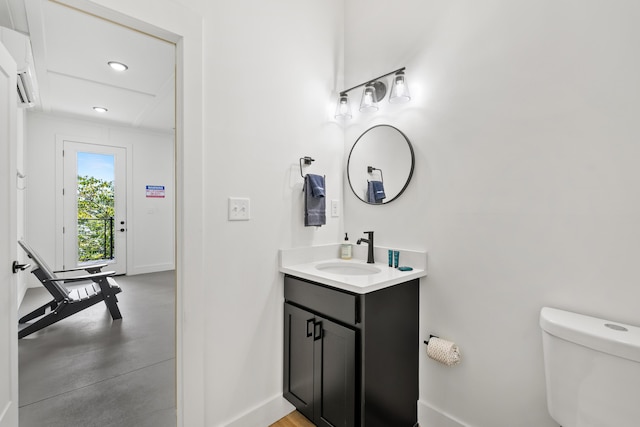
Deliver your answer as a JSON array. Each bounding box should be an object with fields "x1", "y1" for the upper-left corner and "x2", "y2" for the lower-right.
[
  {"x1": 367, "y1": 166, "x2": 384, "y2": 183},
  {"x1": 299, "y1": 156, "x2": 315, "y2": 178},
  {"x1": 300, "y1": 157, "x2": 326, "y2": 193}
]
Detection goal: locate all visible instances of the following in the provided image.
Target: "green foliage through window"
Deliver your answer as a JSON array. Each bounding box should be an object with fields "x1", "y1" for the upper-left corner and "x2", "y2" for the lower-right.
[{"x1": 77, "y1": 175, "x2": 115, "y2": 261}]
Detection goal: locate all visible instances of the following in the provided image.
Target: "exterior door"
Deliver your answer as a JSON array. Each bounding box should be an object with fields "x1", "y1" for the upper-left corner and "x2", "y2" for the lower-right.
[
  {"x1": 63, "y1": 140, "x2": 127, "y2": 274},
  {"x1": 0, "y1": 41, "x2": 19, "y2": 427}
]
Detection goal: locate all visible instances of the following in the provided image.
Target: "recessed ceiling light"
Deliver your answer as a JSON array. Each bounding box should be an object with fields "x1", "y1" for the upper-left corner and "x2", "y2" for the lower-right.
[
  {"x1": 93, "y1": 106, "x2": 108, "y2": 113},
  {"x1": 107, "y1": 61, "x2": 128, "y2": 72}
]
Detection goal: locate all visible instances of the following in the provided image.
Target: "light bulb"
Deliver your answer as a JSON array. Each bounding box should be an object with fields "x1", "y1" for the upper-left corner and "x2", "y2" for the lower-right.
[
  {"x1": 359, "y1": 83, "x2": 379, "y2": 112},
  {"x1": 389, "y1": 71, "x2": 411, "y2": 104}
]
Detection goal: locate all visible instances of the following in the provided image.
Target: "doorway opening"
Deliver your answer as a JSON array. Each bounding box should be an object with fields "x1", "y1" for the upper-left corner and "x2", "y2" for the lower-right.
[
  {"x1": 62, "y1": 141, "x2": 128, "y2": 275},
  {"x1": 17, "y1": 0, "x2": 183, "y2": 426}
]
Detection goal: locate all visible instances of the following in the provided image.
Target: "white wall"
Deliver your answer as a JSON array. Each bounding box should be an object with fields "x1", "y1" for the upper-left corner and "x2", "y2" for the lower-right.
[
  {"x1": 201, "y1": 1, "x2": 344, "y2": 424},
  {"x1": 112, "y1": 126, "x2": 176, "y2": 275},
  {"x1": 344, "y1": 1, "x2": 640, "y2": 426},
  {"x1": 24, "y1": 112, "x2": 174, "y2": 282}
]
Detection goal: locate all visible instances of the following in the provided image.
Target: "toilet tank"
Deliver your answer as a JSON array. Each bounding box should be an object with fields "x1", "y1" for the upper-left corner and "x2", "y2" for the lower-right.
[{"x1": 539, "y1": 307, "x2": 640, "y2": 427}]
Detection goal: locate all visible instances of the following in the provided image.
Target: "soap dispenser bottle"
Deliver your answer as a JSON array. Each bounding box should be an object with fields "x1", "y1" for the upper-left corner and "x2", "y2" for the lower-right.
[{"x1": 341, "y1": 233, "x2": 352, "y2": 260}]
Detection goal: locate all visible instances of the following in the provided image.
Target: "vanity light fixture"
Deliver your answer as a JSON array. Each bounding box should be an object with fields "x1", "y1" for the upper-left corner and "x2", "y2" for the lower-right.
[
  {"x1": 334, "y1": 67, "x2": 409, "y2": 119},
  {"x1": 108, "y1": 61, "x2": 128, "y2": 72},
  {"x1": 93, "y1": 106, "x2": 108, "y2": 113},
  {"x1": 334, "y1": 94, "x2": 352, "y2": 119}
]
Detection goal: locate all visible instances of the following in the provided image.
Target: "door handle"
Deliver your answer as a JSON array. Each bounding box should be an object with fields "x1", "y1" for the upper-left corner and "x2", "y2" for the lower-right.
[
  {"x1": 306, "y1": 318, "x2": 314, "y2": 337},
  {"x1": 313, "y1": 321, "x2": 323, "y2": 341},
  {"x1": 12, "y1": 261, "x2": 30, "y2": 274}
]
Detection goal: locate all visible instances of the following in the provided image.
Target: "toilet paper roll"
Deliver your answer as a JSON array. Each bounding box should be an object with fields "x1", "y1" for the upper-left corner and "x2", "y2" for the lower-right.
[{"x1": 427, "y1": 337, "x2": 461, "y2": 366}]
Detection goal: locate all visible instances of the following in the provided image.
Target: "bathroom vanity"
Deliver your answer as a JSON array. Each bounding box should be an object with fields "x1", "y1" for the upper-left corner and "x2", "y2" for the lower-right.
[{"x1": 280, "y1": 245, "x2": 427, "y2": 427}]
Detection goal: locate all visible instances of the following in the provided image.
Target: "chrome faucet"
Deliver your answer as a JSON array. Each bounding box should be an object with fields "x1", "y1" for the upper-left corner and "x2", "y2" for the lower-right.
[{"x1": 356, "y1": 231, "x2": 375, "y2": 264}]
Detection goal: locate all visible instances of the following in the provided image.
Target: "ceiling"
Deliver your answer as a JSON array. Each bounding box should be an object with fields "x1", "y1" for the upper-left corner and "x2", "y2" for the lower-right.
[{"x1": 0, "y1": 0, "x2": 175, "y2": 133}]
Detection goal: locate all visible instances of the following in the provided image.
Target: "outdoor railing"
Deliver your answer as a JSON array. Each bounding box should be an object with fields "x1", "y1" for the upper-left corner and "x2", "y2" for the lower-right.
[{"x1": 77, "y1": 217, "x2": 114, "y2": 261}]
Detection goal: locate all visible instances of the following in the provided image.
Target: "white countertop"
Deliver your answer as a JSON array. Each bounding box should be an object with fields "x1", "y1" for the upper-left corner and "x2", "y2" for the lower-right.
[{"x1": 279, "y1": 244, "x2": 428, "y2": 294}]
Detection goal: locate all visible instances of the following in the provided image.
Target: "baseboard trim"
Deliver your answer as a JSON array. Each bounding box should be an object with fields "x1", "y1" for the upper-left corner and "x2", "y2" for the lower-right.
[
  {"x1": 128, "y1": 263, "x2": 175, "y2": 276},
  {"x1": 224, "y1": 394, "x2": 295, "y2": 427},
  {"x1": 418, "y1": 400, "x2": 468, "y2": 427}
]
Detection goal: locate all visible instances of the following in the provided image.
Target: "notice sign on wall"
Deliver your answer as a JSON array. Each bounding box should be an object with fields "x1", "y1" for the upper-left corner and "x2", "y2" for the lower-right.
[{"x1": 146, "y1": 185, "x2": 165, "y2": 198}]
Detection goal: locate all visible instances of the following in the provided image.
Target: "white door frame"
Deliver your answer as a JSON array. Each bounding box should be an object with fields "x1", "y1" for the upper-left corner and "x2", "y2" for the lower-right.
[
  {"x1": 0, "y1": 40, "x2": 19, "y2": 427},
  {"x1": 46, "y1": 1, "x2": 206, "y2": 426}
]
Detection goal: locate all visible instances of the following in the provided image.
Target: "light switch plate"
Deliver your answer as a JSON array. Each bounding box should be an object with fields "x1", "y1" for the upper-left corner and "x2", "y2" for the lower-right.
[
  {"x1": 331, "y1": 199, "x2": 339, "y2": 217},
  {"x1": 228, "y1": 197, "x2": 250, "y2": 221}
]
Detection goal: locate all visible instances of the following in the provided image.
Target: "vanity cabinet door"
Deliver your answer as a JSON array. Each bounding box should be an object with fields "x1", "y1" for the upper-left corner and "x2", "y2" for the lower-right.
[
  {"x1": 284, "y1": 303, "x2": 357, "y2": 427},
  {"x1": 314, "y1": 317, "x2": 356, "y2": 427},
  {"x1": 284, "y1": 303, "x2": 315, "y2": 421}
]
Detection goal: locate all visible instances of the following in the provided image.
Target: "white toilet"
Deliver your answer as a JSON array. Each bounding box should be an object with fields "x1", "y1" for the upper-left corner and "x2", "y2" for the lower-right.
[{"x1": 539, "y1": 307, "x2": 640, "y2": 427}]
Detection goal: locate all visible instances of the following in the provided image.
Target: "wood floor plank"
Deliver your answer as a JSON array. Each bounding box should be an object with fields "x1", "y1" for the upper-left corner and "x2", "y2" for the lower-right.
[{"x1": 270, "y1": 410, "x2": 315, "y2": 427}]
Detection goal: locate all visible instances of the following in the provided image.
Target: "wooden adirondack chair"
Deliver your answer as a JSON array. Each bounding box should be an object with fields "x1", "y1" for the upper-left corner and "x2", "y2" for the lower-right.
[{"x1": 17, "y1": 240, "x2": 122, "y2": 339}]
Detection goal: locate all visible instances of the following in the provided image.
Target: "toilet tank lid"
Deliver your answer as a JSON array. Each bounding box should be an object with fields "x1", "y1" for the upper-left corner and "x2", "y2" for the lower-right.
[{"x1": 540, "y1": 307, "x2": 640, "y2": 363}]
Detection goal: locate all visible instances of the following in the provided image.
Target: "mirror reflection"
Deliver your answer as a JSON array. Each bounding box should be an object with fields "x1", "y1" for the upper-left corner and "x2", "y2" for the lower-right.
[{"x1": 347, "y1": 125, "x2": 415, "y2": 204}]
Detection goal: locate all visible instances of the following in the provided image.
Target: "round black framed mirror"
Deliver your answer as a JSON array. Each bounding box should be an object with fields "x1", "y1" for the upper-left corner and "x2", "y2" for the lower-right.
[{"x1": 347, "y1": 124, "x2": 415, "y2": 204}]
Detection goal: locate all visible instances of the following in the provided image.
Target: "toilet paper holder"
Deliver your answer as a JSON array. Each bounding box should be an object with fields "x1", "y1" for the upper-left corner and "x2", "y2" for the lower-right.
[
  {"x1": 423, "y1": 334, "x2": 439, "y2": 345},
  {"x1": 424, "y1": 334, "x2": 462, "y2": 366}
]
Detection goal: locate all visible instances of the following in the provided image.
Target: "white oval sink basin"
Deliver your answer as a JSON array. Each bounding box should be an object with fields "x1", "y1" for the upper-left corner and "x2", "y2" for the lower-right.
[{"x1": 315, "y1": 261, "x2": 381, "y2": 276}]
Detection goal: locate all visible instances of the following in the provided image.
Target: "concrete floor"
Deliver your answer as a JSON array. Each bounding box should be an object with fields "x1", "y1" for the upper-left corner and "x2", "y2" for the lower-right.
[{"x1": 18, "y1": 270, "x2": 176, "y2": 427}]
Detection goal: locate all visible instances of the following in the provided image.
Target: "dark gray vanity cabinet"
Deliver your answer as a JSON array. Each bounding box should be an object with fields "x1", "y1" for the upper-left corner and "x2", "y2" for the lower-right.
[{"x1": 283, "y1": 274, "x2": 419, "y2": 427}]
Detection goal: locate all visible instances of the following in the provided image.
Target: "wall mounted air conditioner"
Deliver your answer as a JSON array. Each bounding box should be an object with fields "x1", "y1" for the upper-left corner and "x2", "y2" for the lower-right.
[{"x1": 0, "y1": 27, "x2": 39, "y2": 108}]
